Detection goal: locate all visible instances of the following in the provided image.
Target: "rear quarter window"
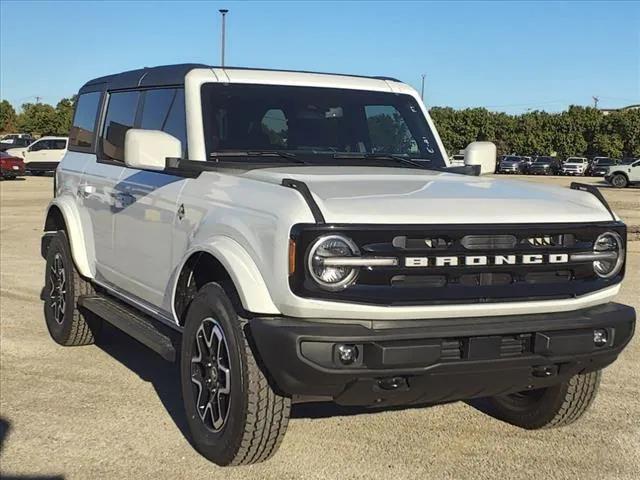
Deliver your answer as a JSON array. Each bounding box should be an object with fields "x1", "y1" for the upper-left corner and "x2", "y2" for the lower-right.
[{"x1": 69, "y1": 91, "x2": 102, "y2": 150}]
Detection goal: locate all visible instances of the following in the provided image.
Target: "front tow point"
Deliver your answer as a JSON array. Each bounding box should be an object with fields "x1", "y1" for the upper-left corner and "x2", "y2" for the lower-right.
[{"x1": 532, "y1": 365, "x2": 558, "y2": 378}]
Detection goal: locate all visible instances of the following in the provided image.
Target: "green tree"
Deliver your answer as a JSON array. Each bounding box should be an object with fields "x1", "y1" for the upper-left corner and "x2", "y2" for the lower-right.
[
  {"x1": 0, "y1": 100, "x2": 17, "y2": 133},
  {"x1": 16, "y1": 102, "x2": 58, "y2": 136},
  {"x1": 367, "y1": 113, "x2": 413, "y2": 153},
  {"x1": 612, "y1": 109, "x2": 640, "y2": 157},
  {"x1": 53, "y1": 96, "x2": 76, "y2": 135}
]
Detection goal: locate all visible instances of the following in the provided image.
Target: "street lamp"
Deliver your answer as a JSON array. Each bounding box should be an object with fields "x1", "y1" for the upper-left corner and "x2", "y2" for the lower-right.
[{"x1": 219, "y1": 9, "x2": 229, "y2": 67}]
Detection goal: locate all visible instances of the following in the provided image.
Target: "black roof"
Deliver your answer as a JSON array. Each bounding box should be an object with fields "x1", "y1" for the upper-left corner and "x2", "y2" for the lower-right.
[{"x1": 80, "y1": 64, "x2": 401, "y2": 93}]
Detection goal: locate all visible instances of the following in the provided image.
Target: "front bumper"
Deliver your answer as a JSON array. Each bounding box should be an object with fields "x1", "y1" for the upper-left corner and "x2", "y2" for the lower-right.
[
  {"x1": 498, "y1": 166, "x2": 520, "y2": 173},
  {"x1": 0, "y1": 166, "x2": 25, "y2": 177},
  {"x1": 249, "y1": 302, "x2": 635, "y2": 406}
]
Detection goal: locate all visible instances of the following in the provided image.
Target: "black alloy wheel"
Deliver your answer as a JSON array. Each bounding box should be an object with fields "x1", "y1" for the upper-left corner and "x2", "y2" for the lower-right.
[{"x1": 190, "y1": 317, "x2": 232, "y2": 432}]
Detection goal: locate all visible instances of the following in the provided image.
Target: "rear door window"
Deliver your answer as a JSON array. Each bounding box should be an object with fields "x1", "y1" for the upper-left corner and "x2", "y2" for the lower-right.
[{"x1": 102, "y1": 91, "x2": 140, "y2": 162}]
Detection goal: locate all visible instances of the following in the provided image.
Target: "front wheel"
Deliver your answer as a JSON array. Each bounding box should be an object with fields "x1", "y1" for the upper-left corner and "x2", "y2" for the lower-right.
[
  {"x1": 180, "y1": 283, "x2": 290, "y2": 466},
  {"x1": 44, "y1": 231, "x2": 101, "y2": 345},
  {"x1": 610, "y1": 173, "x2": 628, "y2": 188},
  {"x1": 471, "y1": 370, "x2": 601, "y2": 429}
]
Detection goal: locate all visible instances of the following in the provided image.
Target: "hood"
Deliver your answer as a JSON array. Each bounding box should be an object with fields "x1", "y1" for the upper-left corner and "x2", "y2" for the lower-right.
[
  {"x1": 241, "y1": 166, "x2": 614, "y2": 224},
  {"x1": 5, "y1": 147, "x2": 26, "y2": 157}
]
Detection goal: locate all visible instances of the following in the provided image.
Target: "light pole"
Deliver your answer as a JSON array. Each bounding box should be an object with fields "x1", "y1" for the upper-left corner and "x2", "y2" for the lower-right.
[
  {"x1": 420, "y1": 74, "x2": 426, "y2": 101},
  {"x1": 219, "y1": 9, "x2": 229, "y2": 66}
]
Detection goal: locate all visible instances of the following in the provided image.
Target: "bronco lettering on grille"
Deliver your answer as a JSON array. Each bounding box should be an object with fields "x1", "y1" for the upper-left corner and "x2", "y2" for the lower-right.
[{"x1": 405, "y1": 253, "x2": 569, "y2": 267}]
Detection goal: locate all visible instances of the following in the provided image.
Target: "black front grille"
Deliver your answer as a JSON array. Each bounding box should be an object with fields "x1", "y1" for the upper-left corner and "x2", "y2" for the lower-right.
[{"x1": 290, "y1": 222, "x2": 626, "y2": 306}]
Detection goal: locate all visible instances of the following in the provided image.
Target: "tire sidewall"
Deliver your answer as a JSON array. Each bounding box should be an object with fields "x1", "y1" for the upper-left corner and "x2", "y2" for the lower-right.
[
  {"x1": 180, "y1": 283, "x2": 248, "y2": 465},
  {"x1": 612, "y1": 174, "x2": 627, "y2": 188},
  {"x1": 44, "y1": 231, "x2": 77, "y2": 343}
]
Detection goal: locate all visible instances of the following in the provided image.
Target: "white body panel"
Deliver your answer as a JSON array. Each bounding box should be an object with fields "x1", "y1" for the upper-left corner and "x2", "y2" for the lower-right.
[
  {"x1": 607, "y1": 160, "x2": 640, "y2": 181},
  {"x1": 242, "y1": 166, "x2": 612, "y2": 224},
  {"x1": 48, "y1": 67, "x2": 625, "y2": 325}
]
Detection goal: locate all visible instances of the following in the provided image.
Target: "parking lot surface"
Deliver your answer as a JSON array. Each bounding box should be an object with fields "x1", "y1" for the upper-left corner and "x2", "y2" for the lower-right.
[{"x1": 1, "y1": 176, "x2": 638, "y2": 480}]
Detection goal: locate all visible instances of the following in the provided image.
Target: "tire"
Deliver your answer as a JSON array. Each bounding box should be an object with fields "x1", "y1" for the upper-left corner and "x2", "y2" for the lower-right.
[
  {"x1": 180, "y1": 283, "x2": 290, "y2": 466},
  {"x1": 610, "y1": 173, "x2": 628, "y2": 188},
  {"x1": 44, "y1": 230, "x2": 101, "y2": 346},
  {"x1": 472, "y1": 370, "x2": 602, "y2": 430}
]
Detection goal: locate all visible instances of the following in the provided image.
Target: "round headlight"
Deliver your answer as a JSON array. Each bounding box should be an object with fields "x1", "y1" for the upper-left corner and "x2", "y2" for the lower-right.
[
  {"x1": 307, "y1": 235, "x2": 360, "y2": 290},
  {"x1": 593, "y1": 231, "x2": 624, "y2": 278}
]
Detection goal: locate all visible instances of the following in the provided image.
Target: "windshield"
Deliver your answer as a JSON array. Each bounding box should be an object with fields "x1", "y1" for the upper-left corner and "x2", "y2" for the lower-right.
[
  {"x1": 502, "y1": 156, "x2": 520, "y2": 162},
  {"x1": 200, "y1": 83, "x2": 445, "y2": 167},
  {"x1": 596, "y1": 159, "x2": 615, "y2": 166},
  {"x1": 535, "y1": 157, "x2": 552, "y2": 164}
]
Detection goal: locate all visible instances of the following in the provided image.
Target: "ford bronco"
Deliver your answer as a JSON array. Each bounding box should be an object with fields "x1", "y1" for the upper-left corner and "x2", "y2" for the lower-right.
[{"x1": 41, "y1": 64, "x2": 635, "y2": 466}]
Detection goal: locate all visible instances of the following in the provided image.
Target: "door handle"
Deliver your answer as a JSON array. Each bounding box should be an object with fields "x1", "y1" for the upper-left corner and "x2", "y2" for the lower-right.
[
  {"x1": 113, "y1": 192, "x2": 135, "y2": 208},
  {"x1": 77, "y1": 184, "x2": 95, "y2": 197}
]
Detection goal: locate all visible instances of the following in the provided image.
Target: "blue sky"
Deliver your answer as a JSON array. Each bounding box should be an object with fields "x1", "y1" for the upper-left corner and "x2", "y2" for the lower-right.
[{"x1": 1, "y1": 1, "x2": 638, "y2": 113}]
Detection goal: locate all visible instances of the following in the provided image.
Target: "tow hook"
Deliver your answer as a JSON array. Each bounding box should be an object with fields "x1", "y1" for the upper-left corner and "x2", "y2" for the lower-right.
[
  {"x1": 532, "y1": 365, "x2": 559, "y2": 378},
  {"x1": 376, "y1": 376, "x2": 409, "y2": 391}
]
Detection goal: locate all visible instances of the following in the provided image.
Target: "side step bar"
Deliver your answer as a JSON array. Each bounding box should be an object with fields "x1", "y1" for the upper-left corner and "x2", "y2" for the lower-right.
[{"x1": 78, "y1": 294, "x2": 177, "y2": 362}]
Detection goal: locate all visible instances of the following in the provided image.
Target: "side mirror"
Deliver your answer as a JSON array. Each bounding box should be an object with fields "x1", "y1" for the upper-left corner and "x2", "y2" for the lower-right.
[
  {"x1": 124, "y1": 129, "x2": 182, "y2": 171},
  {"x1": 464, "y1": 141, "x2": 497, "y2": 175}
]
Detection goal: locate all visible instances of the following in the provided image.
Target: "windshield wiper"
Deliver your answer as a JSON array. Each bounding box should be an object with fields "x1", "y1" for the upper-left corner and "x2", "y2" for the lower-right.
[
  {"x1": 332, "y1": 153, "x2": 429, "y2": 169},
  {"x1": 210, "y1": 150, "x2": 307, "y2": 164}
]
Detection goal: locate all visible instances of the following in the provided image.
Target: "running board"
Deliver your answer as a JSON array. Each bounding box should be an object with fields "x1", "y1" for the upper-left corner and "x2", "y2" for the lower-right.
[{"x1": 78, "y1": 294, "x2": 177, "y2": 362}]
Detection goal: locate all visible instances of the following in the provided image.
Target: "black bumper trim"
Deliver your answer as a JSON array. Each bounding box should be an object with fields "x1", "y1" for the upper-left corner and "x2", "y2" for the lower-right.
[{"x1": 249, "y1": 302, "x2": 635, "y2": 406}]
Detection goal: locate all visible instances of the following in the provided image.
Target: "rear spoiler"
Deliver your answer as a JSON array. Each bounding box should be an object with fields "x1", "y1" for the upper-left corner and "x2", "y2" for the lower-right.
[{"x1": 570, "y1": 182, "x2": 616, "y2": 221}]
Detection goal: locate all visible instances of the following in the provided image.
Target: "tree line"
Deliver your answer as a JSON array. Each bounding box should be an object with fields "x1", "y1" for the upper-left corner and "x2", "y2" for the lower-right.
[
  {"x1": 0, "y1": 97, "x2": 76, "y2": 138},
  {"x1": 1, "y1": 97, "x2": 638, "y2": 158},
  {"x1": 430, "y1": 105, "x2": 640, "y2": 159}
]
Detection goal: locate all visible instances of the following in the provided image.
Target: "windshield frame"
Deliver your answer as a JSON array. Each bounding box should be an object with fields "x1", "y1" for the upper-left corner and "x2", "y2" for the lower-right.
[{"x1": 199, "y1": 82, "x2": 447, "y2": 169}]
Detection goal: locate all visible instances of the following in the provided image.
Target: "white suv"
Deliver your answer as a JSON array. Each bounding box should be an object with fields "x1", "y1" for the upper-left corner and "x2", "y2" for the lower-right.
[
  {"x1": 7, "y1": 136, "x2": 68, "y2": 175},
  {"x1": 41, "y1": 64, "x2": 635, "y2": 466},
  {"x1": 561, "y1": 156, "x2": 588, "y2": 175}
]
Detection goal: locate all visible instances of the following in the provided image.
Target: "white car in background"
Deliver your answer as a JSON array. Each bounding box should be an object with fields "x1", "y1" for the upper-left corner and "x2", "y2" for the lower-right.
[
  {"x1": 605, "y1": 158, "x2": 640, "y2": 188},
  {"x1": 7, "y1": 136, "x2": 68, "y2": 175},
  {"x1": 561, "y1": 156, "x2": 588, "y2": 175},
  {"x1": 0, "y1": 133, "x2": 34, "y2": 144}
]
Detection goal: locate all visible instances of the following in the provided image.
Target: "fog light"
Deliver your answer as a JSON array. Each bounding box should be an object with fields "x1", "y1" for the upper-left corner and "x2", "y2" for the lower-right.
[
  {"x1": 594, "y1": 329, "x2": 608, "y2": 347},
  {"x1": 336, "y1": 344, "x2": 358, "y2": 365}
]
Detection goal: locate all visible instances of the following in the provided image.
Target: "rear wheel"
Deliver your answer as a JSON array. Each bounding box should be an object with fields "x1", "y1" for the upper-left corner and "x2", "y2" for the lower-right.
[
  {"x1": 472, "y1": 370, "x2": 601, "y2": 429},
  {"x1": 180, "y1": 283, "x2": 290, "y2": 465},
  {"x1": 610, "y1": 173, "x2": 628, "y2": 188},
  {"x1": 44, "y1": 230, "x2": 101, "y2": 346}
]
